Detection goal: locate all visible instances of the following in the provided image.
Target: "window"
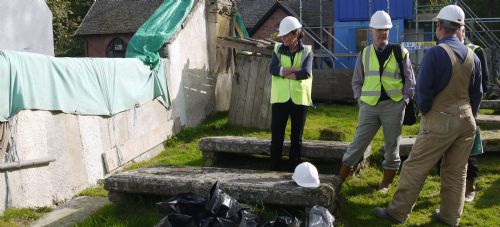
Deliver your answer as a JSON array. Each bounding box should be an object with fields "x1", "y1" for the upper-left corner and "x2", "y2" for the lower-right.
[{"x1": 106, "y1": 38, "x2": 126, "y2": 58}]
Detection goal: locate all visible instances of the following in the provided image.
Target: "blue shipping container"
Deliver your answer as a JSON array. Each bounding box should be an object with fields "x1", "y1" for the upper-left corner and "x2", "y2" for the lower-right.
[
  {"x1": 334, "y1": 0, "x2": 414, "y2": 21},
  {"x1": 333, "y1": 20, "x2": 405, "y2": 69}
]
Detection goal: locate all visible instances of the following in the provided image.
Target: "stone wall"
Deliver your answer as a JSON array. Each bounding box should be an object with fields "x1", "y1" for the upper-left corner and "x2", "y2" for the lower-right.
[{"x1": 0, "y1": 0, "x2": 214, "y2": 213}]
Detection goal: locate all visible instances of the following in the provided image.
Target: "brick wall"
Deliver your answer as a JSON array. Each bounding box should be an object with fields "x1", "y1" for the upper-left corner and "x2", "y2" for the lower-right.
[
  {"x1": 251, "y1": 9, "x2": 315, "y2": 46},
  {"x1": 82, "y1": 34, "x2": 133, "y2": 57}
]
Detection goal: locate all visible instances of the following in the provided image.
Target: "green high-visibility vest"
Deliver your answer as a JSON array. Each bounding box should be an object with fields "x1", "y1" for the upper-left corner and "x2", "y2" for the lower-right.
[
  {"x1": 466, "y1": 43, "x2": 481, "y2": 52},
  {"x1": 360, "y1": 45, "x2": 407, "y2": 106},
  {"x1": 270, "y1": 43, "x2": 313, "y2": 106}
]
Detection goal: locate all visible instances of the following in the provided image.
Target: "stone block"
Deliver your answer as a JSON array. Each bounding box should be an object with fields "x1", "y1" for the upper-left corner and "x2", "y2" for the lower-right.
[
  {"x1": 104, "y1": 166, "x2": 341, "y2": 210},
  {"x1": 476, "y1": 114, "x2": 500, "y2": 128},
  {"x1": 395, "y1": 131, "x2": 500, "y2": 157},
  {"x1": 198, "y1": 136, "x2": 372, "y2": 167}
]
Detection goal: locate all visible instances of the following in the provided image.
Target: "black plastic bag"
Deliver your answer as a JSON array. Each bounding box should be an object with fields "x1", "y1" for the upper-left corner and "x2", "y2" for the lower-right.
[
  {"x1": 155, "y1": 213, "x2": 197, "y2": 227},
  {"x1": 262, "y1": 216, "x2": 301, "y2": 227},
  {"x1": 206, "y1": 181, "x2": 245, "y2": 222},
  {"x1": 239, "y1": 210, "x2": 260, "y2": 227},
  {"x1": 308, "y1": 205, "x2": 334, "y2": 227},
  {"x1": 157, "y1": 192, "x2": 207, "y2": 220},
  {"x1": 403, "y1": 99, "x2": 418, "y2": 126},
  {"x1": 201, "y1": 217, "x2": 240, "y2": 227}
]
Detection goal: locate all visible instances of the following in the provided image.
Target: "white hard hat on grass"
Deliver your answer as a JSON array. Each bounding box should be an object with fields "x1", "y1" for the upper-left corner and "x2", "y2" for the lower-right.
[
  {"x1": 292, "y1": 162, "x2": 320, "y2": 188},
  {"x1": 369, "y1": 11, "x2": 393, "y2": 29},
  {"x1": 433, "y1": 5, "x2": 465, "y2": 25},
  {"x1": 278, "y1": 16, "x2": 302, "y2": 37}
]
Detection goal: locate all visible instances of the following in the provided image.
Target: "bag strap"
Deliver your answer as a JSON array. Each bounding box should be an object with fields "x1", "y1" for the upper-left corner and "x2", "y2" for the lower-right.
[{"x1": 392, "y1": 44, "x2": 405, "y2": 85}]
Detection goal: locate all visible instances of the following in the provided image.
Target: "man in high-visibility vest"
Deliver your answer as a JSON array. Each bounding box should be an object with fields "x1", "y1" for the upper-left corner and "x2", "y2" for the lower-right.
[
  {"x1": 337, "y1": 11, "x2": 416, "y2": 193},
  {"x1": 457, "y1": 25, "x2": 489, "y2": 203}
]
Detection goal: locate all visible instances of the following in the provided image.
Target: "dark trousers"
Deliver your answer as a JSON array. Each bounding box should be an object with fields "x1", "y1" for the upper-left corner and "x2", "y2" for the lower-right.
[
  {"x1": 437, "y1": 155, "x2": 479, "y2": 180},
  {"x1": 270, "y1": 100, "x2": 308, "y2": 171}
]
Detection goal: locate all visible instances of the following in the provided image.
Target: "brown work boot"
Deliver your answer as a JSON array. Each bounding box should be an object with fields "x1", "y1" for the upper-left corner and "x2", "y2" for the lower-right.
[
  {"x1": 377, "y1": 169, "x2": 397, "y2": 194},
  {"x1": 338, "y1": 164, "x2": 352, "y2": 182},
  {"x1": 464, "y1": 180, "x2": 476, "y2": 203}
]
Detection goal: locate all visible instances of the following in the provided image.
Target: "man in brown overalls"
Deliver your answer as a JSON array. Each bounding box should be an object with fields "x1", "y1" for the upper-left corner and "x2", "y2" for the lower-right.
[{"x1": 373, "y1": 5, "x2": 483, "y2": 226}]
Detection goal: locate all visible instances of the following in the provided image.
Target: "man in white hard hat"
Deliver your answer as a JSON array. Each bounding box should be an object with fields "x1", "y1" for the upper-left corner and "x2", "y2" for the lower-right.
[
  {"x1": 374, "y1": 5, "x2": 482, "y2": 226},
  {"x1": 338, "y1": 10, "x2": 415, "y2": 193},
  {"x1": 269, "y1": 16, "x2": 313, "y2": 171}
]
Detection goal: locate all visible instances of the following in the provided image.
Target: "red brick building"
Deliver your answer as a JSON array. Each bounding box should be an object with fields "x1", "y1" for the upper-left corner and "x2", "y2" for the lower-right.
[
  {"x1": 236, "y1": 0, "x2": 334, "y2": 49},
  {"x1": 75, "y1": 0, "x2": 163, "y2": 57}
]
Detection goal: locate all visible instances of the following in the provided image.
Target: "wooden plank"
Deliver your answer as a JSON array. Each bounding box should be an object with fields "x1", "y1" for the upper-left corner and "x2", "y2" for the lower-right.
[
  {"x1": 102, "y1": 120, "x2": 173, "y2": 173},
  {"x1": 250, "y1": 57, "x2": 268, "y2": 127},
  {"x1": 228, "y1": 55, "x2": 244, "y2": 123},
  {"x1": 230, "y1": 55, "x2": 251, "y2": 126},
  {"x1": 217, "y1": 38, "x2": 273, "y2": 55},
  {"x1": 242, "y1": 56, "x2": 259, "y2": 127},
  {"x1": 260, "y1": 57, "x2": 273, "y2": 129}
]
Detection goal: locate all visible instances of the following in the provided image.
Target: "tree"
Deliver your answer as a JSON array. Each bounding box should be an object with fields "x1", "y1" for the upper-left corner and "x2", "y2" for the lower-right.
[{"x1": 45, "y1": 0, "x2": 93, "y2": 56}]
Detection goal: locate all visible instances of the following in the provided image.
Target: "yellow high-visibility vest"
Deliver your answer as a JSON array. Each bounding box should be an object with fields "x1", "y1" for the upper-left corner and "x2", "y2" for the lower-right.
[
  {"x1": 270, "y1": 43, "x2": 313, "y2": 106},
  {"x1": 466, "y1": 43, "x2": 481, "y2": 52},
  {"x1": 360, "y1": 45, "x2": 407, "y2": 105}
]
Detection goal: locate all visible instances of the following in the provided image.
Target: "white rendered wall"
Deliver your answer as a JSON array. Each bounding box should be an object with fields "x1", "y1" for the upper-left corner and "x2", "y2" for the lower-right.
[
  {"x1": 168, "y1": 1, "x2": 215, "y2": 127},
  {"x1": 0, "y1": 0, "x2": 54, "y2": 56},
  {"x1": 0, "y1": 0, "x2": 214, "y2": 213}
]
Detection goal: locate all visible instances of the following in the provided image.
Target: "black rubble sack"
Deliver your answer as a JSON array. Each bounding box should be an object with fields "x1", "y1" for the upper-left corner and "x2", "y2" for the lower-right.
[
  {"x1": 155, "y1": 181, "x2": 259, "y2": 227},
  {"x1": 307, "y1": 205, "x2": 334, "y2": 227},
  {"x1": 157, "y1": 192, "x2": 207, "y2": 217},
  {"x1": 262, "y1": 216, "x2": 301, "y2": 227},
  {"x1": 206, "y1": 181, "x2": 246, "y2": 222},
  {"x1": 155, "y1": 192, "x2": 206, "y2": 227},
  {"x1": 156, "y1": 213, "x2": 197, "y2": 227},
  {"x1": 238, "y1": 210, "x2": 260, "y2": 227}
]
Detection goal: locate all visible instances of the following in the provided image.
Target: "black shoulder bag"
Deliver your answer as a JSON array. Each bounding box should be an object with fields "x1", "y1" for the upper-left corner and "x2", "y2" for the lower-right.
[{"x1": 393, "y1": 44, "x2": 418, "y2": 125}]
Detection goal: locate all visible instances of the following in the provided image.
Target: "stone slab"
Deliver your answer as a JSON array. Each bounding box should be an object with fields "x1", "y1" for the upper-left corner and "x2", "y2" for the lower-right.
[
  {"x1": 395, "y1": 130, "x2": 500, "y2": 157},
  {"x1": 104, "y1": 166, "x2": 341, "y2": 210},
  {"x1": 480, "y1": 100, "x2": 500, "y2": 110},
  {"x1": 198, "y1": 136, "x2": 371, "y2": 166},
  {"x1": 32, "y1": 196, "x2": 109, "y2": 227},
  {"x1": 476, "y1": 114, "x2": 500, "y2": 128}
]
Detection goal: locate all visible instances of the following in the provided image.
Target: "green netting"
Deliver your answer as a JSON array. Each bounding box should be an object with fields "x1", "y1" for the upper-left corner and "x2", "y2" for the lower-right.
[{"x1": 126, "y1": 0, "x2": 195, "y2": 68}]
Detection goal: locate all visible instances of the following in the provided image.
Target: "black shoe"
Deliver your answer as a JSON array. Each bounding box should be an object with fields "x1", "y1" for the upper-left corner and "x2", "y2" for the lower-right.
[
  {"x1": 432, "y1": 209, "x2": 457, "y2": 227},
  {"x1": 373, "y1": 207, "x2": 402, "y2": 224}
]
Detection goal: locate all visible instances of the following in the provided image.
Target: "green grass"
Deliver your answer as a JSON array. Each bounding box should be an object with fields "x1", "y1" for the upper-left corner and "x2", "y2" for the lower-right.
[
  {"x1": 77, "y1": 184, "x2": 108, "y2": 197},
  {"x1": 0, "y1": 207, "x2": 52, "y2": 227},
  {"x1": 80, "y1": 103, "x2": 499, "y2": 226},
  {"x1": 3, "y1": 104, "x2": 498, "y2": 226}
]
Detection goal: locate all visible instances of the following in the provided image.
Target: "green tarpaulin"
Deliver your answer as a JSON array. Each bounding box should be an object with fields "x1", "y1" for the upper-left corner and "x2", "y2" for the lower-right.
[
  {"x1": 126, "y1": 0, "x2": 195, "y2": 68},
  {"x1": 0, "y1": 50, "x2": 170, "y2": 122}
]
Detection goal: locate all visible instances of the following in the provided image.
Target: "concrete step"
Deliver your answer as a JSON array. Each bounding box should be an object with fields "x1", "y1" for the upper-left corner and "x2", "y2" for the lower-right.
[
  {"x1": 198, "y1": 136, "x2": 371, "y2": 166},
  {"x1": 104, "y1": 166, "x2": 341, "y2": 211},
  {"x1": 480, "y1": 100, "x2": 500, "y2": 110},
  {"x1": 32, "y1": 196, "x2": 109, "y2": 227},
  {"x1": 477, "y1": 114, "x2": 500, "y2": 128},
  {"x1": 396, "y1": 130, "x2": 500, "y2": 157}
]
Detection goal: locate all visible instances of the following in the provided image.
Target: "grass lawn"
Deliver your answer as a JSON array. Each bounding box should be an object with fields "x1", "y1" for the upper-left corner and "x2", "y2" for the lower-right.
[{"x1": 2, "y1": 104, "x2": 499, "y2": 226}]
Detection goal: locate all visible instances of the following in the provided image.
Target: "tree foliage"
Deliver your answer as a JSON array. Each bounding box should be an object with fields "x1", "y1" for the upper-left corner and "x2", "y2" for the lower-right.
[{"x1": 45, "y1": 0, "x2": 93, "y2": 56}]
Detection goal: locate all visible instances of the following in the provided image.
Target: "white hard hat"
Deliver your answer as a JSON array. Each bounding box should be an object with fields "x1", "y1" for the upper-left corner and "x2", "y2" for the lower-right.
[
  {"x1": 433, "y1": 5, "x2": 465, "y2": 25},
  {"x1": 278, "y1": 16, "x2": 302, "y2": 37},
  {"x1": 292, "y1": 162, "x2": 320, "y2": 188},
  {"x1": 369, "y1": 11, "x2": 393, "y2": 29}
]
